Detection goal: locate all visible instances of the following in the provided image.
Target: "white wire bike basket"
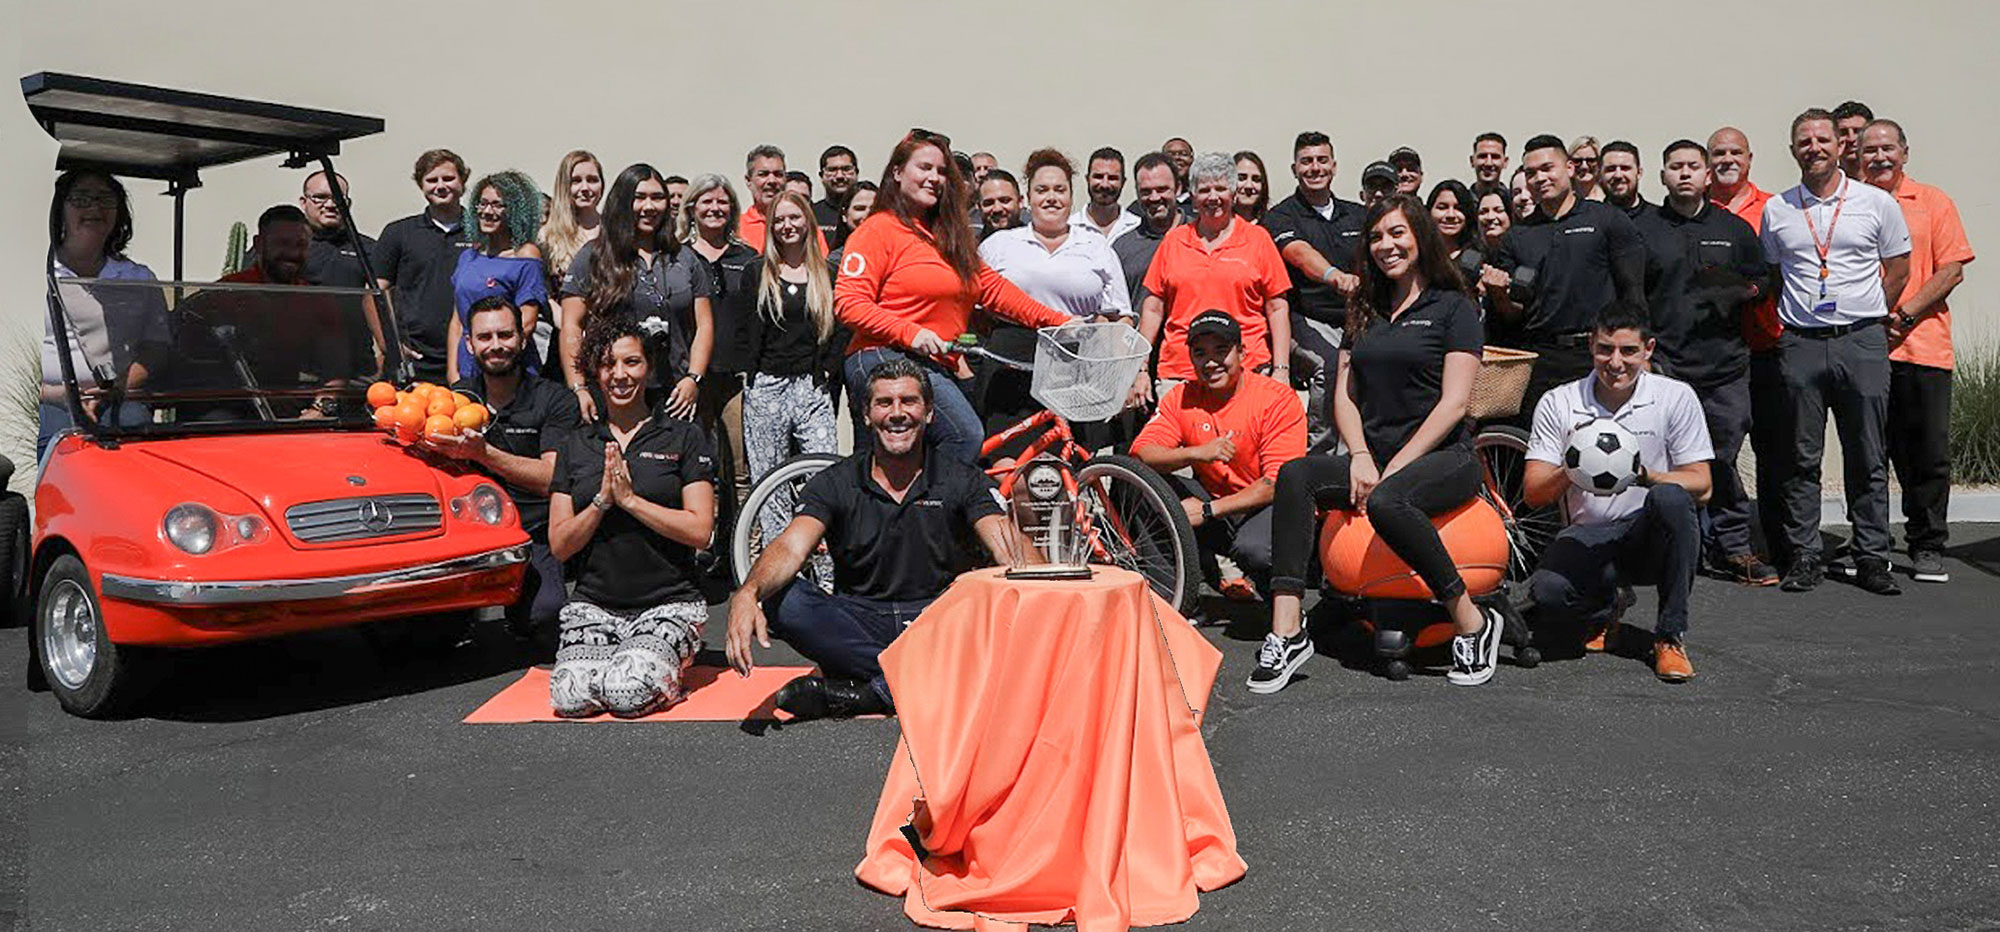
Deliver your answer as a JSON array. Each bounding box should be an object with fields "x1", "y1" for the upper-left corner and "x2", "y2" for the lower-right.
[{"x1": 1029, "y1": 322, "x2": 1151, "y2": 422}]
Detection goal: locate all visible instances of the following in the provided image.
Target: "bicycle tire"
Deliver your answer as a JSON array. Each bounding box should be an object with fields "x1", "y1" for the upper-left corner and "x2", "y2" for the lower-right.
[
  {"x1": 1075, "y1": 454, "x2": 1201, "y2": 613},
  {"x1": 1473, "y1": 425, "x2": 1564, "y2": 583},
  {"x1": 731, "y1": 453, "x2": 841, "y2": 591}
]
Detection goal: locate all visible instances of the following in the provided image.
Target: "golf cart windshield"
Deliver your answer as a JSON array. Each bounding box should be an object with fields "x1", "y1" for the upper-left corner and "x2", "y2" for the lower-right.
[{"x1": 47, "y1": 278, "x2": 389, "y2": 435}]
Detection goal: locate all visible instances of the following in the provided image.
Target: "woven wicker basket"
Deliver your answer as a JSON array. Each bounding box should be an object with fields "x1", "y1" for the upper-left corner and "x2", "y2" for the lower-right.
[{"x1": 1468, "y1": 346, "x2": 1539, "y2": 419}]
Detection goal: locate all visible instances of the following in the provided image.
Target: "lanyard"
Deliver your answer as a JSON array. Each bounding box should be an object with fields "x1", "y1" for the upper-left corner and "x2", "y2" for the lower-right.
[{"x1": 1800, "y1": 179, "x2": 1847, "y2": 298}]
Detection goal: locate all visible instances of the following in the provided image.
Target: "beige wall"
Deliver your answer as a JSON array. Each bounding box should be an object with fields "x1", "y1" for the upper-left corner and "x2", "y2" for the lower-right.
[{"x1": 5, "y1": 0, "x2": 1997, "y2": 477}]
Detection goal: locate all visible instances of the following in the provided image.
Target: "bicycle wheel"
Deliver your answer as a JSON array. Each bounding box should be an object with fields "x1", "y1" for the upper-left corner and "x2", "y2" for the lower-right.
[
  {"x1": 731, "y1": 453, "x2": 841, "y2": 592},
  {"x1": 1074, "y1": 454, "x2": 1201, "y2": 613},
  {"x1": 1474, "y1": 425, "x2": 1564, "y2": 583}
]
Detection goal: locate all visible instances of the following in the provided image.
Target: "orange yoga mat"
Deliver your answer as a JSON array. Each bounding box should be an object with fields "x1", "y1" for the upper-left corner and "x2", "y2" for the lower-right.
[
  {"x1": 856, "y1": 567, "x2": 1246, "y2": 931},
  {"x1": 462, "y1": 665, "x2": 814, "y2": 723}
]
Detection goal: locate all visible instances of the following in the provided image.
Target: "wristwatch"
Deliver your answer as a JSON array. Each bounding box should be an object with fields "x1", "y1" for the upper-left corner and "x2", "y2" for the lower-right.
[
  {"x1": 591, "y1": 493, "x2": 614, "y2": 512},
  {"x1": 685, "y1": 372, "x2": 704, "y2": 385},
  {"x1": 1201, "y1": 500, "x2": 1215, "y2": 521},
  {"x1": 1894, "y1": 311, "x2": 1917, "y2": 329},
  {"x1": 313, "y1": 396, "x2": 340, "y2": 417}
]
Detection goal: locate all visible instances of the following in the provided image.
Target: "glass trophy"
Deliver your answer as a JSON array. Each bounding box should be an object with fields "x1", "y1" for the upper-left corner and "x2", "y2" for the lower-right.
[{"x1": 1003, "y1": 457, "x2": 1095, "y2": 580}]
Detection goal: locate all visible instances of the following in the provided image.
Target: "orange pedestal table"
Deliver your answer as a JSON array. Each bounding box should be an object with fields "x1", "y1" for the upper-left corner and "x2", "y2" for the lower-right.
[{"x1": 855, "y1": 567, "x2": 1246, "y2": 931}]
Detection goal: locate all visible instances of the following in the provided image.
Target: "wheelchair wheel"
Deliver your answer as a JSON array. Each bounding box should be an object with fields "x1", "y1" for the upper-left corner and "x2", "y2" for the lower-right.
[
  {"x1": 1473, "y1": 425, "x2": 1564, "y2": 584},
  {"x1": 731, "y1": 454, "x2": 841, "y2": 593},
  {"x1": 1074, "y1": 454, "x2": 1200, "y2": 614}
]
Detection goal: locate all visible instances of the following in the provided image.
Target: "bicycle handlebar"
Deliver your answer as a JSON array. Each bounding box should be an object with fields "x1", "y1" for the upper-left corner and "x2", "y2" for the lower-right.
[{"x1": 956, "y1": 343, "x2": 1033, "y2": 372}]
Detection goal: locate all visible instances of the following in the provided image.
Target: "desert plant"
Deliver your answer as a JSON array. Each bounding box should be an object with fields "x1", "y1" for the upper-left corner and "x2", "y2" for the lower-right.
[
  {"x1": 1950, "y1": 343, "x2": 2000, "y2": 485},
  {"x1": 220, "y1": 221, "x2": 249, "y2": 277},
  {"x1": 7, "y1": 334, "x2": 38, "y2": 435}
]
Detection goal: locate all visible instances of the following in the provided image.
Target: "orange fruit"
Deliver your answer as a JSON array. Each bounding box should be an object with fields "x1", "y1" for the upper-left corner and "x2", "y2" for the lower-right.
[
  {"x1": 452, "y1": 392, "x2": 475, "y2": 409},
  {"x1": 412, "y1": 382, "x2": 438, "y2": 396},
  {"x1": 395, "y1": 390, "x2": 411, "y2": 406},
  {"x1": 392, "y1": 401, "x2": 427, "y2": 437},
  {"x1": 366, "y1": 381, "x2": 397, "y2": 409},
  {"x1": 426, "y1": 393, "x2": 457, "y2": 417},
  {"x1": 424, "y1": 414, "x2": 459, "y2": 439},
  {"x1": 453, "y1": 403, "x2": 489, "y2": 432},
  {"x1": 373, "y1": 405, "x2": 398, "y2": 431}
]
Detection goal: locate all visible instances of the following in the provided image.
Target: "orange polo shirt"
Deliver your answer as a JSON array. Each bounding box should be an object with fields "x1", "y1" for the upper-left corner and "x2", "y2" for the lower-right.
[
  {"x1": 1141, "y1": 219, "x2": 1291, "y2": 379},
  {"x1": 1882, "y1": 174, "x2": 1975, "y2": 370},
  {"x1": 1713, "y1": 183, "x2": 1781, "y2": 351},
  {"x1": 738, "y1": 202, "x2": 828, "y2": 254},
  {"x1": 1131, "y1": 371, "x2": 1306, "y2": 498},
  {"x1": 834, "y1": 212, "x2": 1069, "y2": 354}
]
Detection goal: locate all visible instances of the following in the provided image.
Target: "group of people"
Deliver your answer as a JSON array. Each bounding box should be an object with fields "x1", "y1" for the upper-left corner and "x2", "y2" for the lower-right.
[{"x1": 41, "y1": 100, "x2": 1972, "y2": 716}]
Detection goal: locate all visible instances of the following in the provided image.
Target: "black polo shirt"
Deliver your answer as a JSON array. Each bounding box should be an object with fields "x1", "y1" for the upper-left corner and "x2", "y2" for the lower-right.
[
  {"x1": 305, "y1": 226, "x2": 377, "y2": 288},
  {"x1": 796, "y1": 449, "x2": 1005, "y2": 603},
  {"x1": 698, "y1": 240, "x2": 760, "y2": 375},
  {"x1": 1112, "y1": 222, "x2": 1172, "y2": 308},
  {"x1": 560, "y1": 239, "x2": 715, "y2": 381},
  {"x1": 1346, "y1": 288, "x2": 1484, "y2": 458},
  {"x1": 813, "y1": 196, "x2": 850, "y2": 250},
  {"x1": 373, "y1": 211, "x2": 479, "y2": 366},
  {"x1": 1493, "y1": 197, "x2": 1645, "y2": 336},
  {"x1": 1610, "y1": 196, "x2": 1650, "y2": 221},
  {"x1": 1631, "y1": 200, "x2": 1768, "y2": 390},
  {"x1": 550, "y1": 412, "x2": 717, "y2": 609},
  {"x1": 452, "y1": 372, "x2": 581, "y2": 536},
  {"x1": 1263, "y1": 190, "x2": 1368, "y2": 325}
]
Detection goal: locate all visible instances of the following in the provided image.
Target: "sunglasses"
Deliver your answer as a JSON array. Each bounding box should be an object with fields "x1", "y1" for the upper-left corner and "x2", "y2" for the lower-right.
[{"x1": 908, "y1": 127, "x2": 953, "y2": 149}]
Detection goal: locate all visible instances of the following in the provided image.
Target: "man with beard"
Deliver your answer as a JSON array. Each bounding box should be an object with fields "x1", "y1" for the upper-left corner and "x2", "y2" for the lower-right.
[
  {"x1": 977, "y1": 169, "x2": 1024, "y2": 241},
  {"x1": 813, "y1": 145, "x2": 861, "y2": 248},
  {"x1": 1072, "y1": 147, "x2": 1140, "y2": 241},
  {"x1": 435, "y1": 295, "x2": 581, "y2": 636},
  {"x1": 211, "y1": 206, "x2": 351, "y2": 418},
  {"x1": 724, "y1": 358, "x2": 1035, "y2": 721},
  {"x1": 1598, "y1": 141, "x2": 1648, "y2": 218},
  {"x1": 1632, "y1": 139, "x2": 1776, "y2": 586},
  {"x1": 1112, "y1": 153, "x2": 1183, "y2": 311},
  {"x1": 739, "y1": 144, "x2": 826, "y2": 253},
  {"x1": 1832, "y1": 100, "x2": 1874, "y2": 181},
  {"x1": 375, "y1": 148, "x2": 478, "y2": 383},
  {"x1": 1263, "y1": 131, "x2": 1367, "y2": 450},
  {"x1": 1860, "y1": 118, "x2": 1975, "y2": 585},
  {"x1": 1761, "y1": 108, "x2": 1910, "y2": 595}
]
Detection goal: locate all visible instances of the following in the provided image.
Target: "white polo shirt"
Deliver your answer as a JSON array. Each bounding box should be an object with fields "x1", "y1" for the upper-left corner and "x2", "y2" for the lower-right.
[
  {"x1": 978, "y1": 225, "x2": 1134, "y2": 319},
  {"x1": 1071, "y1": 206, "x2": 1142, "y2": 243},
  {"x1": 1526, "y1": 370, "x2": 1713, "y2": 526},
  {"x1": 1760, "y1": 177, "x2": 1912, "y2": 328}
]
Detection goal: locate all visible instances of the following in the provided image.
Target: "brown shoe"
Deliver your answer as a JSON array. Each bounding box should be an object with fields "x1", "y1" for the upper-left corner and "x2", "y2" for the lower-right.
[
  {"x1": 1654, "y1": 638, "x2": 1695, "y2": 683},
  {"x1": 1726, "y1": 552, "x2": 1780, "y2": 587}
]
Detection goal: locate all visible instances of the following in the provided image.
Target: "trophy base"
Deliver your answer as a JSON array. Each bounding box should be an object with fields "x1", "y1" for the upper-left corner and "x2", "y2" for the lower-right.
[{"x1": 1004, "y1": 564, "x2": 1096, "y2": 581}]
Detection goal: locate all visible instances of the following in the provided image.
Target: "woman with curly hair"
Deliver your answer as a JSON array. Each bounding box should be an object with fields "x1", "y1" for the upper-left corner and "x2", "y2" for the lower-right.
[
  {"x1": 448, "y1": 169, "x2": 547, "y2": 383},
  {"x1": 545, "y1": 314, "x2": 717, "y2": 717}
]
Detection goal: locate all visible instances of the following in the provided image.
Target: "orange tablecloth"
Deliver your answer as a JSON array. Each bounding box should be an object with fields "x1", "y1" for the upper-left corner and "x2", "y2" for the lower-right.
[{"x1": 855, "y1": 567, "x2": 1246, "y2": 931}]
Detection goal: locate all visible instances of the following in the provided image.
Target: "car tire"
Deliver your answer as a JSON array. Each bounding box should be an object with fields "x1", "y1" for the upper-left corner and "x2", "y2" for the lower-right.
[
  {"x1": 36, "y1": 553, "x2": 153, "y2": 718},
  {"x1": 0, "y1": 491, "x2": 31, "y2": 628}
]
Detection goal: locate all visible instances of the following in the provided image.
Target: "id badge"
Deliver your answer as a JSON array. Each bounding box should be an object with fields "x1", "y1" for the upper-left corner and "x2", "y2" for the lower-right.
[{"x1": 1813, "y1": 300, "x2": 1838, "y2": 317}]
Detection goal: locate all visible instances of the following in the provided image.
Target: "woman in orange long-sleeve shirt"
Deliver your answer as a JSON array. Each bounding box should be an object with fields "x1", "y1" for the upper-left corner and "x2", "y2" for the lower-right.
[{"x1": 835, "y1": 129, "x2": 1072, "y2": 463}]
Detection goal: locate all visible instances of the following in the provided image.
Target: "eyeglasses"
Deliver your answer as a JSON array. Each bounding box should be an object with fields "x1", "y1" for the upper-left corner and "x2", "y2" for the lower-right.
[
  {"x1": 304, "y1": 193, "x2": 339, "y2": 205},
  {"x1": 1571, "y1": 157, "x2": 1599, "y2": 167},
  {"x1": 65, "y1": 193, "x2": 118, "y2": 209},
  {"x1": 475, "y1": 199, "x2": 507, "y2": 212}
]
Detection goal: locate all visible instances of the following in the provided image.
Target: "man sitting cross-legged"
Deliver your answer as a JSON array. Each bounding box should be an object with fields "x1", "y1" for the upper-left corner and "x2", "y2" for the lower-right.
[{"x1": 725, "y1": 358, "x2": 1037, "y2": 721}]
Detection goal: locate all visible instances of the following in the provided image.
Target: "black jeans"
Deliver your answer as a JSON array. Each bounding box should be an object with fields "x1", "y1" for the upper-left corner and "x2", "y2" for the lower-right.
[
  {"x1": 1888, "y1": 361, "x2": 1953, "y2": 552},
  {"x1": 1530, "y1": 483, "x2": 1699, "y2": 637},
  {"x1": 1267, "y1": 447, "x2": 1483, "y2": 600},
  {"x1": 1695, "y1": 374, "x2": 1754, "y2": 561},
  {"x1": 1167, "y1": 476, "x2": 1276, "y2": 594},
  {"x1": 1748, "y1": 350, "x2": 1792, "y2": 566},
  {"x1": 765, "y1": 583, "x2": 936, "y2": 709},
  {"x1": 1776, "y1": 325, "x2": 1892, "y2": 563}
]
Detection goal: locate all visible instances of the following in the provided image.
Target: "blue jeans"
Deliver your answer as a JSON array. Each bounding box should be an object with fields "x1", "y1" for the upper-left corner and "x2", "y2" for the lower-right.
[
  {"x1": 766, "y1": 583, "x2": 936, "y2": 709},
  {"x1": 843, "y1": 347, "x2": 984, "y2": 466}
]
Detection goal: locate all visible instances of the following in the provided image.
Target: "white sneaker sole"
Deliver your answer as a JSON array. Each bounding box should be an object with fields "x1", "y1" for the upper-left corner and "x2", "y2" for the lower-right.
[{"x1": 1246, "y1": 640, "x2": 1314, "y2": 694}]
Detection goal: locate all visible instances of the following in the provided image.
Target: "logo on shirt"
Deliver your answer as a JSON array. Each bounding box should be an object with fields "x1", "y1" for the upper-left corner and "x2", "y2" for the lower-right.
[
  {"x1": 1700, "y1": 240, "x2": 1733, "y2": 248},
  {"x1": 915, "y1": 499, "x2": 944, "y2": 508},
  {"x1": 637, "y1": 451, "x2": 678, "y2": 461},
  {"x1": 1563, "y1": 226, "x2": 1599, "y2": 235},
  {"x1": 1400, "y1": 318, "x2": 1435, "y2": 327},
  {"x1": 841, "y1": 252, "x2": 867, "y2": 278}
]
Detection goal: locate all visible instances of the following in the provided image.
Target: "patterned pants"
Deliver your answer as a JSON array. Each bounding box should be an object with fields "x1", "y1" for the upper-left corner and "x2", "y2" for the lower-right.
[
  {"x1": 550, "y1": 600, "x2": 706, "y2": 718},
  {"x1": 743, "y1": 372, "x2": 838, "y2": 545}
]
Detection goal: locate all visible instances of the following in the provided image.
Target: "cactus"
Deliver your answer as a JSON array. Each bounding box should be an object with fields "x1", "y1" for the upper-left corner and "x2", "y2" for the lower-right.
[{"x1": 220, "y1": 221, "x2": 249, "y2": 276}]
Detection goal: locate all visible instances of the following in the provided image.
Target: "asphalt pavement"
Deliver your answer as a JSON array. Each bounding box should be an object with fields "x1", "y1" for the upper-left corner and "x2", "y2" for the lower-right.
[{"x1": 6, "y1": 525, "x2": 2000, "y2": 932}]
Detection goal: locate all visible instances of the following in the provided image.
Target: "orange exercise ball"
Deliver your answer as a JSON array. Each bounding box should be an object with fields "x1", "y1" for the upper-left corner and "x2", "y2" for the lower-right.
[{"x1": 1319, "y1": 497, "x2": 1510, "y2": 601}]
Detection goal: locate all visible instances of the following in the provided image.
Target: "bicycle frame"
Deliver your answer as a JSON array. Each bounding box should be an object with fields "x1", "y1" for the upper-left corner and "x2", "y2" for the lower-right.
[{"x1": 979, "y1": 409, "x2": 1153, "y2": 569}]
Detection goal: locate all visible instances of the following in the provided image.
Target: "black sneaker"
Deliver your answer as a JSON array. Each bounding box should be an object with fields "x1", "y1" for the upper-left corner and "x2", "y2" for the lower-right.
[
  {"x1": 1854, "y1": 557, "x2": 1902, "y2": 596},
  {"x1": 1246, "y1": 630, "x2": 1314, "y2": 694},
  {"x1": 775, "y1": 675, "x2": 890, "y2": 721},
  {"x1": 1780, "y1": 558, "x2": 1823, "y2": 592},
  {"x1": 1910, "y1": 550, "x2": 1950, "y2": 584},
  {"x1": 1447, "y1": 608, "x2": 1502, "y2": 687}
]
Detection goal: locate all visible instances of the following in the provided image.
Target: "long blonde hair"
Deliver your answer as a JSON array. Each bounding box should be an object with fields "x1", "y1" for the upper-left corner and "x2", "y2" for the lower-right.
[
  {"x1": 538, "y1": 149, "x2": 602, "y2": 279},
  {"x1": 756, "y1": 191, "x2": 834, "y2": 341}
]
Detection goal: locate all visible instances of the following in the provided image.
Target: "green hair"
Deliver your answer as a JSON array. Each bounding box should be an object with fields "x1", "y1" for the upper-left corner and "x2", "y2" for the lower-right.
[{"x1": 465, "y1": 169, "x2": 543, "y2": 252}]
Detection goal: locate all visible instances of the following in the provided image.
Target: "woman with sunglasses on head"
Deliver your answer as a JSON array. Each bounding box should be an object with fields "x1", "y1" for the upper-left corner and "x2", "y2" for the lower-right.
[
  {"x1": 683, "y1": 174, "x2": 760, "y2": 505},
  {"x1": 1248, "y1": 194, "x2": 1499, "y2": 694},
  {"x1": 835, "y1": 129, "x2": 1070, "y2": 464},
  {"x1": 538, "y1": 150, "x2": 604, "y2": 368},
  {"x1": 448, "y1": 170, "x2": 547, "y2": 385},
  {"x1": 558, "y1": 164, "x2": 715, "y2": 424}
]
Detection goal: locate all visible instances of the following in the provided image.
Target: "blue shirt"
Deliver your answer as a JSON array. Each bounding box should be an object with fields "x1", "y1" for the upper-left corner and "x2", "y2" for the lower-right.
[{"x1": 452, "y1": 249, "x2": 548, "y2": 377}]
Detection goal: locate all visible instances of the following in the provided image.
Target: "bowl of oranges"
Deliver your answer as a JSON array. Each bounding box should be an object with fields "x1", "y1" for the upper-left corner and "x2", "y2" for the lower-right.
[{"x1": 366, "y1": 381, "x2": 491, "y2": 446}]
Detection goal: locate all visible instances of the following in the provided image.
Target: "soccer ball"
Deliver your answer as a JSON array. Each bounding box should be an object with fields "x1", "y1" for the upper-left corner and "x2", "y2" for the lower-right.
[{"x1": 1563, "y1": 418, "x2": 1642, "y2": 496}]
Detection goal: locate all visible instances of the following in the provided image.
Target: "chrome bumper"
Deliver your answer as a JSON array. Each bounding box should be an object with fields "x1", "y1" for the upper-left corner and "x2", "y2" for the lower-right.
[{"x1": 100, "y1": 545, "x2": 529, "y2": 605}]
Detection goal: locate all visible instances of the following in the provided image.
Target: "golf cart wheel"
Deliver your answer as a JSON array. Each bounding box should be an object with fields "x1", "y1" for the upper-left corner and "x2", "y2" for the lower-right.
[
  {"x1": 37, "y1": 553, "x2": 152, "y2": 718},
  {"x1": 1515, "y1": 645, "x2": 1542, "y2": 668},
  {"x1": 1382, "y1": 658, "x2": 1411, "y2": 681},
  {"x1": 0, "y1": 491, "x2": 29, "y2": 628}
]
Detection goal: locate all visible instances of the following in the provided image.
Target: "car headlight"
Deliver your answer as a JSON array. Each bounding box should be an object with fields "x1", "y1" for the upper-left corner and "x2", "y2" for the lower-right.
[
  {"x1": 469, "y1": 484, "x2": 505, "y2": 525},
  {"x1": 164, "y1": 504, "x2": 220, "y2": 555}
]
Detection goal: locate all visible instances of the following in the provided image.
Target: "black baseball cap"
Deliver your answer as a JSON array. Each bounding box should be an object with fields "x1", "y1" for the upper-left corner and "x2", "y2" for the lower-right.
[
  {"x1": 1388, "y1": 146, "x2": 1423, "y2": 169},
  {"x1": 1362, "y1": 161, "x2": 1398, "y2": 187},
  {"x1": 1185, "y1": 309, "x2": 1241, "y2": 346}
]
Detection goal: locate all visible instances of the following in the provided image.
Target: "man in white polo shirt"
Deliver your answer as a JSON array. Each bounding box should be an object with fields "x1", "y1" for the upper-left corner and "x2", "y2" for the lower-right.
[
  {"x1": 1525, "y1": 303, "x2": 1713, "y2": 683},
  {"x1": 1760, "y1": 107, "x2": 1912, "y2": 596}
]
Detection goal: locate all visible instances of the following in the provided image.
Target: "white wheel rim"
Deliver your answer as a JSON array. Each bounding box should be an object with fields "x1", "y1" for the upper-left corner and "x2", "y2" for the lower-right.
[{"x1": 43, "y1": 578, "x2": 97, "y2": 690}]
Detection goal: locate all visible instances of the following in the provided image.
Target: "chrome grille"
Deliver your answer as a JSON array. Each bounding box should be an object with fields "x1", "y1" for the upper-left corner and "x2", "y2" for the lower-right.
[{"x1": 285, "y1": 494, "x2": 442, "y2": 543}]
